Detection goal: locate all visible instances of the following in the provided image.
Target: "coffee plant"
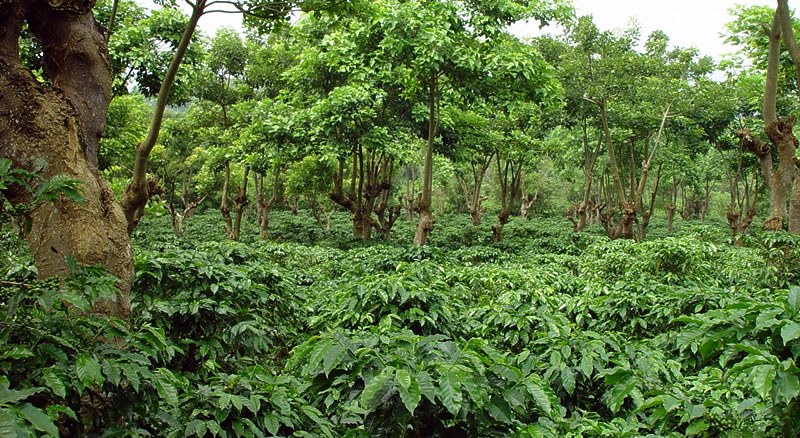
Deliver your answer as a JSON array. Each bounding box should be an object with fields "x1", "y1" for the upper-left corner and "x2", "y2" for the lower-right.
[{"x1": 2, "y1": 211, "x2": 798, "y2": 436}]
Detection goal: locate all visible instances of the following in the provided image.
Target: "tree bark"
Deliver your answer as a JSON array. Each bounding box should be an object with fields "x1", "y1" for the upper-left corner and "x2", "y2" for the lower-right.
[
  {"x1": 414, "y1": 74, "x2": 439, "y2": 246},
  {"x1": 232, "y1": 166, "x2": 250, "y2": 241},
  {"x1": 0, "y1": 1, "x2": 131, "y2": 318},
  {"x1": 747, "y1": 8, "x2": 797, "y2": 232},
  {"x1": 791, "y1": 158, "x2": 800, "y2": 234},
  {"x1": 220, "y1": 162, "x2": 234, "y2": 240},
  {"x1": 576, "y1": 123, "x2": 602, "y2": 232},
  {"x1": 256, "y1": 168, "x2": 280, "y2": 240},
  {"x1": 120, "y1": 0, "x2": 206, "y2": 233}
]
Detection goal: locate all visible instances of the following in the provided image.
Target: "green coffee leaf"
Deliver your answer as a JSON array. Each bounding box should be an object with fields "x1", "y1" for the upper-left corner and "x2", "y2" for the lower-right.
[
  {"x1": 75, "y1": 353, "x2": 103, "y2": 387},
  {"x1": 439, "y1": 371, "x2": 462, "y2": 416}
]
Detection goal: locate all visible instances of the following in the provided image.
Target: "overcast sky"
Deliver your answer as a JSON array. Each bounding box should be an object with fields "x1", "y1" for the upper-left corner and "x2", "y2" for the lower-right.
[
  {"x1": 510, "y1": 0, "x2": 774, "y2": 60},
  {"x1": 140, "y1": 0, "x2": 776, "y2": 61}
]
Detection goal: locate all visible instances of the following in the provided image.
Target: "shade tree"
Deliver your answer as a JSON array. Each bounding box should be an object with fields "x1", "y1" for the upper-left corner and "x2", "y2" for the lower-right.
[
  {"x1": 727, "y1": 2, "x2": 800, "y2": 233},
  {"x1": 362, "y1": 0, "x2": 570, "y2": 245},
  {"x1": 440, "y1": 103, "x2": 499, "y2": 226},
  {"x1": 238, "y1": 97, "x2": 305, "y2": 239}
]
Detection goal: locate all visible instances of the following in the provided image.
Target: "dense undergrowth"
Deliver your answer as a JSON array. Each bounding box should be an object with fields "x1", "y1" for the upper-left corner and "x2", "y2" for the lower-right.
[{"x1": 2, "y1": 211, "x2": 800, "y2": 437}]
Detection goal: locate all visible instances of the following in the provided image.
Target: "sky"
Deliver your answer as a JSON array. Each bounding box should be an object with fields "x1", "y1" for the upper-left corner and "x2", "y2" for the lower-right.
[
  {"x1": 140, "y1": 0, "x2": 775, "y2": 61},
  {"x1": 509, "y1": 0, "x2": 774, "y2": 61}
]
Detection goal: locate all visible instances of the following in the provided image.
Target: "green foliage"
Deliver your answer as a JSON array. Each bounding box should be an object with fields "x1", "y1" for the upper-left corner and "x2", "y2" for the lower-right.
[
  {"x1": 4, "y1": 210, "x2": 799, "y2": 436},
  {"x1": 0, "y1": 159, "x2": 84, "y2": 236}
]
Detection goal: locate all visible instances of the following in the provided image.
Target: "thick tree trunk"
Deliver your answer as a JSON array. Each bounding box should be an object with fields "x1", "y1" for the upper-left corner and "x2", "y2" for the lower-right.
[
  {"x1": 0, "y1": 1, "x2": 131, "y2": 318},
  {"x1": 746, "y1": 9, "x2": 798, "y2": 232},
  {"x1": 791, "y1": 158, "x2": 800, "y2": 234},
  {"x1": 172, "y1": 213, "x2": 185, "y2": 238},
  {"x1": 615, "y1": 202, "x2": 637, "y2": 240},
  {"x1": 492, "y1": 209, "x2": 510, "y2": 243},
  {"x1": 764, "y1": 118, "x2": 797, "y2": 230}
]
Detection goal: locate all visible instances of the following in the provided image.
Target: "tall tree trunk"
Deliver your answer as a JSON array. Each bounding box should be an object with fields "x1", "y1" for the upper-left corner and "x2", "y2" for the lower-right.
[
  {"x1": 791, "y1": 158, "x2": 800, "y2": 234},
  {"x1": 220, "y1": 162, "x2": 234, "y2": 240},
  {"x1": 492, "y1": 157, "x2": 522, "y2": 243},
  {"x1": 577, "y1": 124, "x2": 602, "y2": 232},
  {"x1": 638, "y1": 164, "x2": 662, "y2": 240},
  {"x1": 257, "y1": 168, "x2": 280, "y2": 240},
  {"x1": 666, "y1": 176, "x2": 679, "y2": 233},
  {"x1": 414, "y1": 74, "x2": 439, "y2": 246},
  {"x1": 599, "y1": 100, "x2": 626, "y2": 208},
  {"x1": 232, "y1": 166, "x2": 250, "y2": 241},
  {"x1": 742, "y1": 8, "x2": 797, "y2": 232},
  {"x1": 120, "y1": 0, "x2": 205, "y2": 232},
  {"x1": 0, "y1": 1, "x2": 131, "y2": 318}
]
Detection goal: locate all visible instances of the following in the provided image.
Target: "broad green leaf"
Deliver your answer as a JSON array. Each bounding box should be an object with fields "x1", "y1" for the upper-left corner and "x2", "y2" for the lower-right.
[
  {"x1": 781, "y1": 323, "x2": 800, "y2": 345},
  {"x1": 361, "y1": 369, "x2": 393, "y2": 411},
  {"x1": 416, "y1": 370, "x2": 437, "y2": 403},
  {"x1": 185, "y1": 419, "x2": 205, "y2": 437},
  {"x1": 0, "y1": 387, "x2": 42, "y2": 405},
  {"x1": 120, "y1": 363, "x2": 140, "y2": 392},
  {"x1": 154, "y1": 374, "x2": 179, "y2": 406},
  {"x1": 439, "y1": 371, "x2": 463, "y2": 416},
  {"x1": 687, "y1": 403, "x2": 706, "y2": 420},
  {"x1": 217, "y1": 393, "x2": 231, "y2": 411},
  {"x1": 0, "y1": 346, "x2": 33, "y2": 360},
  {"x1": 0, "y1": 408, "x2": 16, "y2": 438},
  {"x1": 17, "y1": 403, "x2": 58, "y2": 436},
  {"x1": 486, "y1": 397, "x2": 512, "y2": 423},
  {"x1": 264, "y1": 414, "x2": 280, "y2": 436},
  {"x1": 43, "y1": 370, "x2": 66, "y2": 398},
  {"x1": 207, "y1": 420, "x2": 222, "y2": 437},
  {"x1": 322, "y1": 344, "x2": 347, "y2": 377},
  {"x1": 76, "y1": 353, "x2": 103, "y2": 386},
  {"x1": 752, "y1": 365, "x2": 776, "y2": 400},
  {"x1": 395, "y1": 369, "x2": 411, "y2": 390},
  {"x1": 608, "y1": 376, "x2": 637, "y2": 413},
  {"x1": 775, "y1": 370, "x2": 800, "y2": 402},
  {"x1": 305, "y1": 340, "x2": 333, "y2": 376},
  {"x1": 525, "y1": 381, "x2": 551, "y2": 416},
  {"x1": 579, "y1": 354, "x2": 593, "y2": 378},
  {"x1": 788, "y1": 287, "x2": 800, "y2": 313},
  {"x1": 503, "y1": 386, "x2": 526, "y2": 409},
  {"x1": 561, "y1": 367, "x2": 576, "y2": 395},
  {"x1": 102, "y1": 360, "x2": 122, "y2": 387},
  {"x1": 398, "y1": 377, "x2": 421, "y2": 414},
  {"x1": 662, "y1": 395, "x2": 680, "y2": 412},
  {"x1": 685, "y1": 419, "x2": 709, "y2": 436}
]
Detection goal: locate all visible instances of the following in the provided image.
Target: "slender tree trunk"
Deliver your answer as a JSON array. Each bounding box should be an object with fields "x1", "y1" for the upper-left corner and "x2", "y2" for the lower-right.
[
  {"x1": 791, "y1": 159, "x2": 800, "y2": 234},
  {"x1": 577, "y1": 126, "x2": 602, "y2": 232},
  {"x1": 120, "y1": 0, "x2": 206, "y2": 232},
  {"x1": 258, "y1": 168, "x2": 280, "y2": 240},
  {"x1": 414, "y1": 74, "x2": 439, "y2": 246},
  {"x1": 0, "y1": 2, "x2": 131, "y2": 318},
  {"x1": 599, "y1": 100, "x2": 626, "y2": 208},
  {"x1": 220, "y1": 162, "x2": 234, "y2": 240},
  {"x1": 232, "y1": 166, "x2": 250, "y2": 241}
]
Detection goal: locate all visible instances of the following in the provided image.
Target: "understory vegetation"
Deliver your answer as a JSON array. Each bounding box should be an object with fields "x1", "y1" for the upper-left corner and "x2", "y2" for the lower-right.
[{"x1": 2, "y1": 211, "x2": 799, "y2": 437}]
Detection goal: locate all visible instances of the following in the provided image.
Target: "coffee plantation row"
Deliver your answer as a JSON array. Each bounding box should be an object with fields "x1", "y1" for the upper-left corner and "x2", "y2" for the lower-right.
[{"x1": 1, "y1": 212, "x2": 799, "y2": 437}]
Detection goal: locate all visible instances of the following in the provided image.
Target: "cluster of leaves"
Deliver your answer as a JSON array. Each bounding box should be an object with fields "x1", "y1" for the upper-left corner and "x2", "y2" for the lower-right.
[
  {"x1": 3, "y1": 210, "x2": 800, "y2": 436},
  {"x1": 0, "y1": 159, "x2": 84, "y2": 236}
]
